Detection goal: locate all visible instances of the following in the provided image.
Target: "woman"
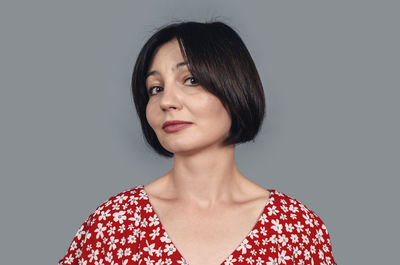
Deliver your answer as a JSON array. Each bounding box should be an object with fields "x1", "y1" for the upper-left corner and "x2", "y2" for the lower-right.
[{"x1": 58, "y1": 21, "x2": 337, "y2": 265}]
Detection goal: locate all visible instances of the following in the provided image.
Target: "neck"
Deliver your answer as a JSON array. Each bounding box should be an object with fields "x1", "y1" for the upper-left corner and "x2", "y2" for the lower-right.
[{"x1": 163, "y1": 144, "x2": 249, "y2": 208}]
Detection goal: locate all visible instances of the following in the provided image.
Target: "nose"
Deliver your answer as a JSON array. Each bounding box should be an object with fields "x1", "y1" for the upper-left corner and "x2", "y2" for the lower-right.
[{"x1": 159, "y1": 81, "x2": 183, "y2": 111}]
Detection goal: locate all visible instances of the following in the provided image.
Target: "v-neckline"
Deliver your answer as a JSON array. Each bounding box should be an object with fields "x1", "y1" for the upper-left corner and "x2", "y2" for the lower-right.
[{"x1": 138, "y1": 185, "x2": 275, "y2": 265}]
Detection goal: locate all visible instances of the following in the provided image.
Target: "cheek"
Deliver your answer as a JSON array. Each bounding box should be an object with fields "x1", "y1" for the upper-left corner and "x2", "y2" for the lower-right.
[
  {"x1": 197, "y1": 96, "x2": 231, "y2": 128},
  {"x1": 145, "y1": 103, "x2": 158, "y2": 129}
]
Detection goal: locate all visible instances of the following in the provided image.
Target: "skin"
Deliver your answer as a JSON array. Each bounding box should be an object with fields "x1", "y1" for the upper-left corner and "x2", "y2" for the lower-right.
[{"x1": 144, "y1": 38, "x2": 270, "y2": 265}]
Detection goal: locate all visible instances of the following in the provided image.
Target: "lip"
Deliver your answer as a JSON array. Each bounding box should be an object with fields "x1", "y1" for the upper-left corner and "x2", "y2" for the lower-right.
[
  {"x1": 162, "y1": 120, "x2": 193, "y2": 129},
  {"x1": 163, "y1": 123, "x2": 192, "y2": 133},
  {"x1": 162, "y1": 120, "x2": 193, "y2": 133}
]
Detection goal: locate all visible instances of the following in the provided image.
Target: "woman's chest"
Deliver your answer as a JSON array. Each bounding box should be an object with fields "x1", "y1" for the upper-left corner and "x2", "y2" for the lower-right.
[{"x1": 143, "y1": 199, "x2": 267, "y2": 265}]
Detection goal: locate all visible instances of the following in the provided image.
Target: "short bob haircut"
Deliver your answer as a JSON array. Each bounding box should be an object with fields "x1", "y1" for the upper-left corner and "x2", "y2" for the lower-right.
[{"x1": 131, "y1": 21, "x2": 266, "y2": 158}]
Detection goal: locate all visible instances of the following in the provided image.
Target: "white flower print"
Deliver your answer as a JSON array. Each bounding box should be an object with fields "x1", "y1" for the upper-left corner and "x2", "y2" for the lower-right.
[
  {"x1": 113, "y1": 210, "x2": 126, "y2": 224},
  {"x1": 105, "y1": 252, "x2": 113, "y2": 262},
  {"x1": 295, "y1": 221, "x2": 304, "y2": 233},
  {"x1": 117, "y1": 248, "x2": 124, "y2": 259},
  {"x1": 285, "y1": 223, "x2": 294, "y2": 233},
  {"x1": 293, "y1": 246, "x2": 302, "y2": 258},
  {"x1": 95, "y1": 223, "x2": 106, "y2": 239},
  {"x1": 154, "y1": 246, "x2": 163, "y2": 257},
  {"x1": 259, "y1": 247, "x2": 267, "y2": 255},
  {"x1": 78, "y1": 258, "x2": 87, "y2": 265},
  {"x1": 271, "y1": 219, "x2": 283, "y2": 233},
  {"x1": 236, "y1": 238, "x2": 252, "y2": 254},
  {"x1": 304, "y1": 249, "x2": 311, "y2": 260},
  {"x1": 224, "y1": 254, "x2": 237, "y2": 265},
  {"x1": 302, "y1": 234, "x2": 309, "y2": 245},
  {"x1": 75, "y1": 225, "x2": 86, "y2": 240},
  {"x1": 114, "y1": 194, "x2": 128, "y2": 204},
  {"x1": 83, "y1": 232, "x2": 91, "y2": 243},
  {"x1": 279, "y1": 213, "x2": 287, "y2": 220},
  {"x1": 58, "y1": 186, "x2": 336, "y2": 265},
  {"x1": 319, "y1": 249, "x2": 325, "y2": 260},
  {"x1": 150, "y1": 226, "x2": 161, "y2": 240},
  {"x1": 154, "y1": 258, "x2": 163, "y2": 265},
  {"x1": 289, "y1": 204, "x2": 299, "y2": 213},
  {"x1": 107, "y1": 236, "x2": 119, "y2": 251},
  {"x1": 260, "y1": 213, "x2": 269, "y2": 225},
  {"x1": 267, "y1": 257, "x2": 278, "y2": 265},
  {"x1": 269, "y1": 234, "x2": 278, "y2": 244},
  {"x1": 144, "y1": 203, "x2": 153, "y2": 213},
  {"x1": 260, "y1": 226, "x2": 268, "y2": 236},
  {"x1": 143, "y1": 239, "x2": 156, "y2": 256},
  {"x1": 278, "y1": 234, "x2": 289, "y2": 246},
  {"x1": 281, "y1": 205, "x2": 289, "y2": 213},
  {"x1": 315, "y1": 229, "x2": 325, "y2": 244},
  {"x1": 248, "y1": 229, "x2": 260, "y2": 239},
  {"x1": 111, "y1": 203, "x2": 120, "y2": 211},
  {"x1": 164, "y1": 243, "x2": 177, "y2": 256},
  {"x1": 255, "y1": 256, "x2": 265, "y2": 265},
  {"x1": 107, "y1": 226, "x2": 116, "y2": 236},
  {"x1": 70, "y1": 241, "x2": 77, "y2": 251},
  {"x1": 120, "y1": 236, "x2": 126, "y2": 246},
  {"x1": 128, "y1": 234, "x2": 137, "y2": 244},
  {"x1": 94, "y1": 258, "x2": 104, "y2": 265},
  {"x1": 118, "y1": 224, "x2": 126, "y2": 234},
  {"x1": 64, "y1": 254, "x2": 74, "y2": 264},
  {"x1": 88, "y1": 249, "x2": 98, "y2": 262},
  {"x1": 75, "y1": 248, "x2": 82, "y2": 258},
  {"x1": 268, "y1": 205, "x2": 279, "y2": 216},
  {"x1": 128, "y1": 212, "x2": 141, "y2": 227},
  {"x1": 291, "y1": 234, "x2": 299, "y2": 244},
  {"x1": 129, "y1": 195, "x2": 139, "y2": 205},
  {"x1": 148, "y1": 214, "x2": 160, "y2": 227},
  {"x1": 98, "y1": 209, "x2": 111, "y2": 221},
  {"x1": 160, "y1": 231, "x2": 172, "y2": 243},
  {"x1": 322, "y1": 244, "x2": 329, "y2": 253},
  {"x1": 277, "y1": 250, "x2": 291, "y2": 264}
]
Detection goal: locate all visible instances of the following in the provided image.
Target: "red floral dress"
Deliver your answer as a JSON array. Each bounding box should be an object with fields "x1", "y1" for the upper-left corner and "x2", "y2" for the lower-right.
[{"x1": 58, "y1": 185, "x2": 337, "y2": 265}]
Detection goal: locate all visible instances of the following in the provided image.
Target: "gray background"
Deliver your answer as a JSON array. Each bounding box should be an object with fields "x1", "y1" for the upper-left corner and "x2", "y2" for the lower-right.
[{"x1": 1, "y1": 0, "x2": 399, "y2": 264}]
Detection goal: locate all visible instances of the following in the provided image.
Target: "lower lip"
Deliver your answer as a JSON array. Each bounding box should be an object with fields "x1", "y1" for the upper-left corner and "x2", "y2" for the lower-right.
[{"x1": 163, "y1": 123, "x2": 193, "y2": 133}]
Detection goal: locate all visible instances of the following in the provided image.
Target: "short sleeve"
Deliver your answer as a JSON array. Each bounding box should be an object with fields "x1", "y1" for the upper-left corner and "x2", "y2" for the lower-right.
[{"x1": 58, "y1": 188, "x2": 142, "y2": 265}]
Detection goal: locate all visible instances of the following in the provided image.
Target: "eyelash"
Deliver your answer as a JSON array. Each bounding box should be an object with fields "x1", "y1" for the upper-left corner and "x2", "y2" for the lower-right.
[{"x1": 147, "y1": 76, "x2": 199, "y2": 96}]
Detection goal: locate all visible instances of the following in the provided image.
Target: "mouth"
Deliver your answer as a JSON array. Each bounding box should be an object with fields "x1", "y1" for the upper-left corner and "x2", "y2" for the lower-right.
[
  {"x1": 162, "y1": 120, "x2": 193, "y2": 129},
  {"x1": 162, "y1": 120, "x2": 193, "y2": 133}
]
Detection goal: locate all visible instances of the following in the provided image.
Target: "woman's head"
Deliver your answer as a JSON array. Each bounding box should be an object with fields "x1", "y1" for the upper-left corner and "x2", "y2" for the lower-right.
[{"x1": 132, "y1": 21, "x2": 265, "y2": 157}]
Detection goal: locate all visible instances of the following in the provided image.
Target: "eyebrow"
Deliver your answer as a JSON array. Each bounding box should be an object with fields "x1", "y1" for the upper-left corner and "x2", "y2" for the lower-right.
[{"x1": 145, "y1": 61, "x2": 189, "y2": 79}]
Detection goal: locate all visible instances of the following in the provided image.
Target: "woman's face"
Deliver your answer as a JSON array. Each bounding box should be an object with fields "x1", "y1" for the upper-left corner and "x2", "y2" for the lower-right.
[{"x1": 145, "y1": 39, "x2": 232, "y2": 155}]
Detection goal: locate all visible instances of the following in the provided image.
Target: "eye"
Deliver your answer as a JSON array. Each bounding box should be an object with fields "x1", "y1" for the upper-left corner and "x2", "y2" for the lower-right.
[
  {"x1": 148, "y1": 86, "x2": 163, "y2": 96},
  {"x1": 184, "y1": 76, "x2": 199, "y2": 86}
]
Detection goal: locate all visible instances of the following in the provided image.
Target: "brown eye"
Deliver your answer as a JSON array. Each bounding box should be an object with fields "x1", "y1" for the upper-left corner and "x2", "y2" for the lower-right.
[
  {"x1": 148, "y1": 86, "x2": 163, "y2": 96},
  {"x1": 184, "y1": 77, "x2": 199, "y2": 86}
]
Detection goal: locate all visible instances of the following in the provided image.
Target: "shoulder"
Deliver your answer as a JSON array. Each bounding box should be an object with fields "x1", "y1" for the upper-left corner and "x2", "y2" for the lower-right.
[
  {"x1": 270, "y1": 189, "x2": 327, "y2": 223},
  {"x1": 270, "y1": 189, "x2": 331, "y2": 236},
  {"x1": 268, "y1": 189, "x2": 337, "y2": 264},
  {"x1": 89, "y1": 184, "x2": 146, "y2": 220},
  {"x1": 58, "y1": 184, "x2": 148, "y2": 265}
]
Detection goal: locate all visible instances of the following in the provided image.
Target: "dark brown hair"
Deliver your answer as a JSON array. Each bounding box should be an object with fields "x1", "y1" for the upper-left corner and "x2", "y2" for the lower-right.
[{"x1": 131, "y1": 21, "x2": 266, "y2": 157}]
